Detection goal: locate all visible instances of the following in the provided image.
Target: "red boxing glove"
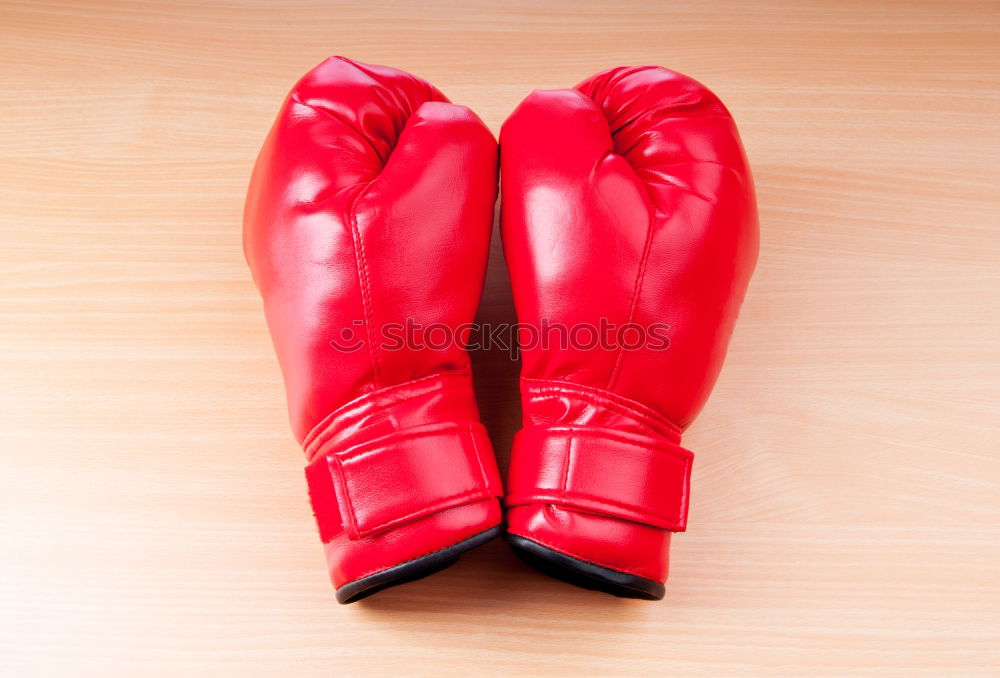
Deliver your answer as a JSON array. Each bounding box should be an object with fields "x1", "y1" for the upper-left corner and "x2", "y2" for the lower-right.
[
  {"x1": 244, "y1": 57, "x2": 502, "y2": 603},
  {"x1": 500, "y1": 66, "x2": 758, "y2": 599}
]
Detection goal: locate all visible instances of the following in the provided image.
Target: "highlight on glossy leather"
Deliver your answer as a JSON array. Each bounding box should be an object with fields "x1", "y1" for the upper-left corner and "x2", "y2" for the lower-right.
[
  {"x1": 500, "y1": 65, "x2": 758, "y2": 599},
  {"x1": 244, "y1": 57, "x2": 502, "y2": 602}
]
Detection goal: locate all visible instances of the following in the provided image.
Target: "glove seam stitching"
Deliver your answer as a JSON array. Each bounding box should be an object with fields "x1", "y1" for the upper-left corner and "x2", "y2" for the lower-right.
[
  {"x1": 347, "y1": 183, "x2": 382, "y2": 388},
  {"x1": 606, "y1": 166, "x2": 655, "y2": 394}
]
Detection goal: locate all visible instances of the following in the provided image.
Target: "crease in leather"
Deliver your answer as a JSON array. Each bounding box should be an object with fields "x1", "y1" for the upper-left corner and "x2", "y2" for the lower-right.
[
  {"x1": 304, "y1": 370, "x2": 472, "y2": 456},
  {"x1": 333, "y1": 55, "x2": 433, "y2": 129},
  {"x1": 289, "y1": 93, "x2": 387, "y2": 169},
  {"x1": 521, "y1": 377, "x2": 682, "y2": 440}
]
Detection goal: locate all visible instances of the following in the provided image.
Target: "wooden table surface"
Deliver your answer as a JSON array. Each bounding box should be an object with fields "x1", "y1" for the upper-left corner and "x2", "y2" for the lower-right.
[{"x1": 2, "y1": 1, "x2": 998, "y2": 675}]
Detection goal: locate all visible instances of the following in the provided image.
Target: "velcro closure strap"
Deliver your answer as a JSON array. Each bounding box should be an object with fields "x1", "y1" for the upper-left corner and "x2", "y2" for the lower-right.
[
  {"x1": 505, "y1": 426, "x2": 693, "y2": 531},
  {"x1": 305, "y1": 422, "x2": 501, "y2": 541}
]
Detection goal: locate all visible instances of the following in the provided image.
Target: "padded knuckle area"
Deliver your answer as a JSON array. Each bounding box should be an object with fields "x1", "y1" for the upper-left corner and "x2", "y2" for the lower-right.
[
  {"x1": 286, "y1": 56, "x2": 448, "y2": 169},
  {"x1": 580, "y1": 64, "x2": 721, "y2": 112}
]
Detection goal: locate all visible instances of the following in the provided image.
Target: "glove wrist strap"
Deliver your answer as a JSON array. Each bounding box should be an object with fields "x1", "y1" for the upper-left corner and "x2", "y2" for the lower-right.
[
  {"x1": 505, "y1": 425, "x2": 692, "y2": 532},
  {"x1": 303, "y1": 372, "x2": 501, "y2": 542}
]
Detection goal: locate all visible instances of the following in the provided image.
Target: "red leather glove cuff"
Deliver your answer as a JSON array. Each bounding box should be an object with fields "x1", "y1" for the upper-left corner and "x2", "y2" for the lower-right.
[
  {"x1": 303, "y1": 372, "x2": 502, "y2": 543},
  {"x1": 306, "y1": 421, "x2": 499, "y2": 541},
  {"x1": 505, "y1": 426, "x2": 693, "y2": 532}
]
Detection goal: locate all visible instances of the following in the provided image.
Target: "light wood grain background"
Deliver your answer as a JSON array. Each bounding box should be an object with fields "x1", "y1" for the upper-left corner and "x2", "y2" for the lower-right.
[{"x1": 1, "y1": 1, "x2": 998, "y2": 676}]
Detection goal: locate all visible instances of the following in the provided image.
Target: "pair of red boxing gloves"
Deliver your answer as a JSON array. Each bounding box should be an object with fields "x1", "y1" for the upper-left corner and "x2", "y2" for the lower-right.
[{"x1": 244, "y1": 57, "x2": 758, "y2": 603}]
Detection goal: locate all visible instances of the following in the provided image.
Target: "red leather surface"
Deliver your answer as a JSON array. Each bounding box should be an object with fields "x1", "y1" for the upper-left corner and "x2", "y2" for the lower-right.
[
  {"x1": 244, "y1": 57, "x2": 502, "y2": 594},
  {"x1": 307, "y1": 422, "x2": 497, "y2": 539},
  {"x1": 505, "y1": 424, "x2": 692, "y2": 532},
  {"x1": 501, "y1": 66, "x2": 758, "y2": 587}
]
